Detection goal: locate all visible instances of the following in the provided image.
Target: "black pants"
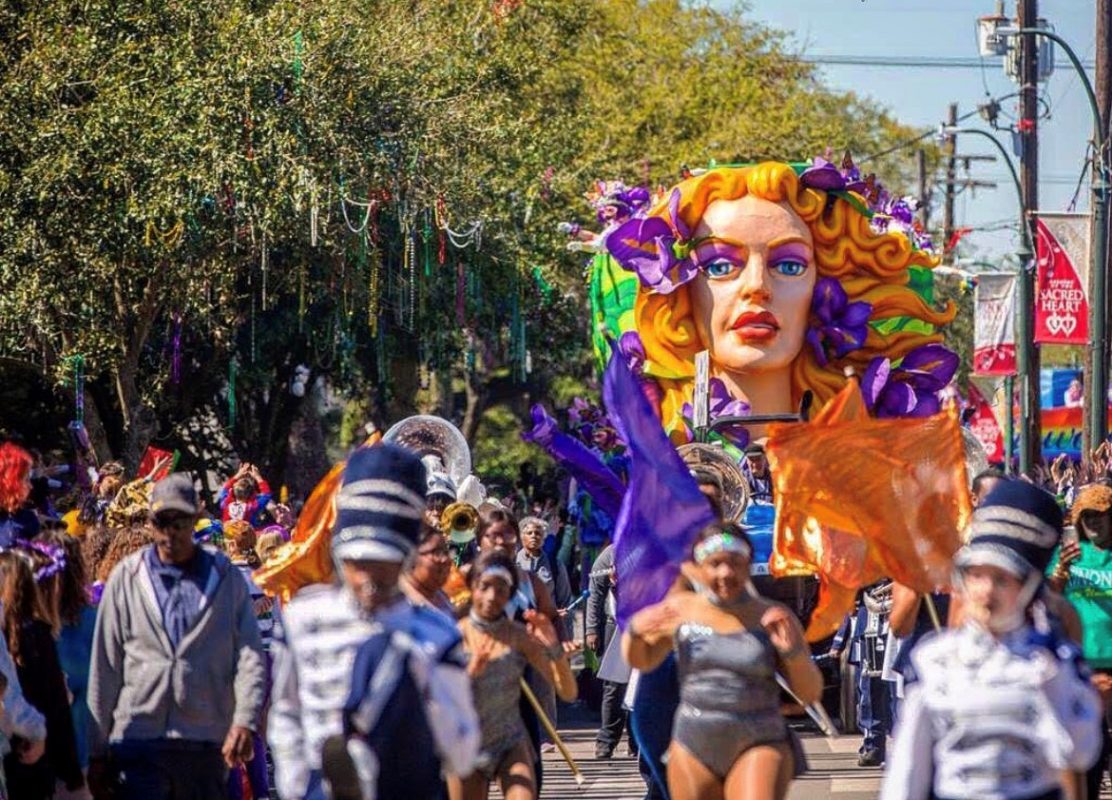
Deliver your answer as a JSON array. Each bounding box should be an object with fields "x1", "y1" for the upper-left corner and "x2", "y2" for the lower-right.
[
  {"x1": 111, "y1": 739, "x2": 227, "y2": 800},
  {"x1": 598, "y1": 677, "x2": 630, "y2": 751},
  {"x1": 596, "y1": 618, "x2": 629, "y2": 752}
]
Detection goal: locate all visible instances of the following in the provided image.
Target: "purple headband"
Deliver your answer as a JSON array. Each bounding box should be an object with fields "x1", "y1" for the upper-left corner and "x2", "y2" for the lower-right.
[{"x1": 13, "y1": 541, "x2": 66, "y2": 583}]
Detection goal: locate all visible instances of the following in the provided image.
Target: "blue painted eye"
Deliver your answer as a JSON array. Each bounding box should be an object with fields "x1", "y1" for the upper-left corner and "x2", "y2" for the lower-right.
[
  {"x1": 773, "y1": 259, "x2": 808, "y2": 277},
  {"x1": 703, "y1": 260, "x2": 738, "y2": 279}
]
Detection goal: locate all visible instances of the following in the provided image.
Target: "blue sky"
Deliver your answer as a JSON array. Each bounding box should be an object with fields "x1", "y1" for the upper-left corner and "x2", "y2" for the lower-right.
[{"x1": 718, "y1": 0, "x2": 1097, "y2": 260}]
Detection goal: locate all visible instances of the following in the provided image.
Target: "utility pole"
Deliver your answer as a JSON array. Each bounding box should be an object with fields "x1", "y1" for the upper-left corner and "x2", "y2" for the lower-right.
[
  {"x1": 917, "y1": 148, "x2": 930, "y2": 230},
  {"x1": 1096, "y1": 0, "x2": 1111, "y2": 453},
  {"x1": 943, "y1": 103, "x2": 958, "y2": 260},
  {"x1": 1017, "y1": 0, "x2": 1040, "y2": 473}
]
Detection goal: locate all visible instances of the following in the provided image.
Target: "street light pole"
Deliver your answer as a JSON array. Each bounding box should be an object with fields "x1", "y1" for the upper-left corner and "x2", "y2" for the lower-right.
[
  {"x1": 941, "y1": 124, "x2": 1032, "y2": 473},
  {"x1": 1000, "y1": 24, "x2": 1112, "y2": 451}
]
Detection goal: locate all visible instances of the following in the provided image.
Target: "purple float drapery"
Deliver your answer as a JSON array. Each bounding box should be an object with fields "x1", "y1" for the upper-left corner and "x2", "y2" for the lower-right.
[
  {"x1": 602, "y1": 353, "x2": 715, "y2": 628},
  {"x1": 522, "y1": 404, "x2": 625, "y2": 521}
]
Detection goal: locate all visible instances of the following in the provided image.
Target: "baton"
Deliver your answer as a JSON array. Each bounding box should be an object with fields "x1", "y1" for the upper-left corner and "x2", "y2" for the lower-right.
[
  {"x1": 775, "y1": 672, "x2": 837, "y2": 737},
  {"x1": 519, "y1": 678, "x2": 585, "y2": 788},
  {"x1": 560, "y1": 590, "x2": 590, "y2": 615}
]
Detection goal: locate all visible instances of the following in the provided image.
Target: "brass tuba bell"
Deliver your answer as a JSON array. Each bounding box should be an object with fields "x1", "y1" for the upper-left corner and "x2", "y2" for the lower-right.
[
  {"x1": 676, "y1": 442, "x2": 750, "y2": 522},
  {"x1": 382, "y1": 415, "x2": 472, "y2": 489},
  {"x1": 440, "y1": 501, "x2": 479, "y2": 544}
]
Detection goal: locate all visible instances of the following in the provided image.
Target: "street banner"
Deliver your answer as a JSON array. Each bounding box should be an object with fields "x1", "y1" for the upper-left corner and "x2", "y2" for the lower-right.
[
  {"x1": 1041, "y1": 405, "x2": 1112, "y2": 460},
  {"x1": 973, "y1": 272, "x2": 1017, "y2": 376},
  {"x1": 966, "y1": 381, "x2": 1004, "y2": 463},
  {"x1": 1035, "y1": 213, "x2": 1090, "y2": 344}
]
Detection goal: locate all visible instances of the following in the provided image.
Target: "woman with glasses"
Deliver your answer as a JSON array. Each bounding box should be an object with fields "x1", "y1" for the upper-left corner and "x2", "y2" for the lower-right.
[{"x1": 402, "y1": 527, "x2": 455, "y2": 616}]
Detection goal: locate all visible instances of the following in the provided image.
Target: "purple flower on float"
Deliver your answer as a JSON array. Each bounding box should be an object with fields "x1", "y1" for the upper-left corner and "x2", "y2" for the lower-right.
[
  {"x1": 861, "y1": 344, "x2": 960, "y2": 418},
  {"x1": 799, "y1": 154, "x2": 867, "y2": 195},
  {"x1": 524, "y1": 403, "x2": 560, "y2": 446},
  {"x1": 805, "y1": 277, "x2": 873, "y2": 367},
  {"x1": 800, "y1": 154, "x2": 934, "y2": 253},
  {"x1": 681, "y1": 378, "x2": 751, "y2": 449},
  {"x1": 604, "y1": 189, "x2": 699, "y2": 294},
  {"x1": 617, "y1": 331, "x2": 647, "y2": 375}
]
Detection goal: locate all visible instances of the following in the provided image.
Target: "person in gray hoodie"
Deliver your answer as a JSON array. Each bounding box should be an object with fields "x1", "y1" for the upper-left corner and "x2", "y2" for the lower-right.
[{"x1": 87, "y1": 473, "x2": 266, "y2": 800}]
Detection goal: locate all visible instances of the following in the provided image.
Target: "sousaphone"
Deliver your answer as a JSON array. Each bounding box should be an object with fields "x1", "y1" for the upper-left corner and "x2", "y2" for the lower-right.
[
  {"x1": 677, "y1": 442, "x2": 750, "y2": 522},
  {"x1": 382, "y1": 415, "x2": 472, "y2": 489}
]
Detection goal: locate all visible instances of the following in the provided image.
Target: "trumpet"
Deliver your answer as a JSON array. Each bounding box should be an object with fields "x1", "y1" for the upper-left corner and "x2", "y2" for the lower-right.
[{"x1": 441, "y1": 501, "x2": 479, "y2": 544}]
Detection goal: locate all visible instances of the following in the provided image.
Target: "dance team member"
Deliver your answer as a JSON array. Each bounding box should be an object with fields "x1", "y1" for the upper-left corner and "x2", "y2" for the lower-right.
[
  {"x1": 454, "y1": 549, "x2": 576, "y2": 800},
  {"x1": 624, "y1": 523, "x2": 821, "y2": 800}
]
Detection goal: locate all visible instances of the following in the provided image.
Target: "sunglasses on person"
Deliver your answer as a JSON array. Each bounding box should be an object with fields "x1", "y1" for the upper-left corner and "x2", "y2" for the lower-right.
[{"x1": 153, "y1": 512, "x2": 194, "y2": 531}]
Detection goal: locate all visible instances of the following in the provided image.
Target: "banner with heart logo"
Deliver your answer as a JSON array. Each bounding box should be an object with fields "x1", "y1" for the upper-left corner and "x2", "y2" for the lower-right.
[
  {"x1": 1035, "y1": 213, "x2": 1090, "y2": 345},
  {"x1": 973, "y1": 272, "x2": 1017, "y2": 376}
]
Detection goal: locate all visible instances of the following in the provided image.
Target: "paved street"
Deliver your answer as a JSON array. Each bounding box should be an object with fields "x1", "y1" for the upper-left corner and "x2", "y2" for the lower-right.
[
  {"x1": 516, "y1": 709, "x2": 884, "y2": 800},
  {"x1": 528, "y1": 718, "x2": 1112, "y2": 799}
]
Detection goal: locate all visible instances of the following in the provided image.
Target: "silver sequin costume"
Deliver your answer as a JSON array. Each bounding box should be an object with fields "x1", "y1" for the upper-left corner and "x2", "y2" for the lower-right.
[
  {"x1": 672, "y1": 621, "x2": 788, "y2": 778},
  {"x1": 468, "y1": 615, "x2": 529, "y2": 778}
]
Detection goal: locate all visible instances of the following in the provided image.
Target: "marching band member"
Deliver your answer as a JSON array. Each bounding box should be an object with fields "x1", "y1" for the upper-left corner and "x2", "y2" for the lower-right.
[
  {"x1": 881, "y1": 481, "x2": 1102, "y2": 800},
  {"x1": 269, "y1": 444, "x2": 478, "y2": 800}
]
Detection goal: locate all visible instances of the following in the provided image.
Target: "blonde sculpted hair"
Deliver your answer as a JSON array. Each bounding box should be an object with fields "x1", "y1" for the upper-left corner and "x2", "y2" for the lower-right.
[{"x1": 636, "y1": 162, "x2": 954, "y2": 438}]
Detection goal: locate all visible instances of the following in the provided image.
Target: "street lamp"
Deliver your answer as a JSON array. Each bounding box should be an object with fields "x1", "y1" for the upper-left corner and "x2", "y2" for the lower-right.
[
  {"x1": 939, "y1": 124, "x2": 1031, "y2": 474},
  {"x1": 992, "y1": 24, "x2": 1112, "y2": 451}
]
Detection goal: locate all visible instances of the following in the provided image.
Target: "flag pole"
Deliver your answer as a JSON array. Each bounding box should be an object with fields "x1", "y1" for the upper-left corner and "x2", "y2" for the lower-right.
[
  {"x1": 924, "y1": 594, "x2": 944, "y2": 632},
  {"x1": 519, "y1": 678, "x2": 585, "y2": 787}
]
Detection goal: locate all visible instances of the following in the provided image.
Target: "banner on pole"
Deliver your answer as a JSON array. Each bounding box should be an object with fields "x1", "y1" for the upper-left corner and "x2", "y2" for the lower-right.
[
  {"x1": 1040, "y1": 405, "x2": 1112, "y2": 460},
  {"x1": 966, "y1": 381, "x2": 1004, "y2": 463},
  {"x1": 1034, "y1": 213, "x2": 1090, "y2": 344},
  {"x1": 973, "y1": 272, "x2": 1017, "y2": 376}
]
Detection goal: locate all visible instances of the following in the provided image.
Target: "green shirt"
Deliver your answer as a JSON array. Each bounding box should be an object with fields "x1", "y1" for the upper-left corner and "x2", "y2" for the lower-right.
[{"x1": 1050, "y1": 538, "x2": 1112, "y2": 668}]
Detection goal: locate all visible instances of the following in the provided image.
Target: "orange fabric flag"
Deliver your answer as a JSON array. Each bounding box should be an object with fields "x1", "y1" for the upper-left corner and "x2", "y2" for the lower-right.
[
  {"x1": 254, "y1": 432, "x2": 382, "y2": 602},
  {"x1": 765, "y1": 381, "x2": 972, "y2": 640}
]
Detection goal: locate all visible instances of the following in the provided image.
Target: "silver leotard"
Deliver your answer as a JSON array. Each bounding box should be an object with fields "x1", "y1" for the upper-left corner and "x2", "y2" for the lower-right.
[
  {"x1": 673, "y1": 621, "x2": 788, "y2": 778},
  {"x1": 468, "y1": 616, "x2": 529, "y2": 778}
]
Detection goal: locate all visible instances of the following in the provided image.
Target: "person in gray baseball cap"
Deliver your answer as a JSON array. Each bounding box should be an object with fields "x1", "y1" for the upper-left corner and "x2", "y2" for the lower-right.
[{"x1": 87, "y1": 472, "x2": 265, "y2": 800}]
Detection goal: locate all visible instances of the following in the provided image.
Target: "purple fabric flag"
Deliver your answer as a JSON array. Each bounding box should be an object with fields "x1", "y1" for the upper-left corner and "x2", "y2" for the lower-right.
[
  {"x1": 522, "y1": 404, "x2": 625, "y2": 521},
  {"x1": 603, "y1": 352, "x2": 716, "y2": 629}
]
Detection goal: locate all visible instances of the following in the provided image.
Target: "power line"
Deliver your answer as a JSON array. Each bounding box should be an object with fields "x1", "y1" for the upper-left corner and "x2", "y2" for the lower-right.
[
  {"x1": 860, "y1": 106, "x2": 982, "y2": 164},
  {"x1": 798, "y1": 54, "x2": 1096, "y2": 70}
]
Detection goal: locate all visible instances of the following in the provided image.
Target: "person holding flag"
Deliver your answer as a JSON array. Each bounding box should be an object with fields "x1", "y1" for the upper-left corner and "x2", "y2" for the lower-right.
[
  {"x1": 881, "y1": 481, "x2": 1102, "y2": 800},
  {"x1": 623, "y1": 522, "x2": 820, "y2": 800}
]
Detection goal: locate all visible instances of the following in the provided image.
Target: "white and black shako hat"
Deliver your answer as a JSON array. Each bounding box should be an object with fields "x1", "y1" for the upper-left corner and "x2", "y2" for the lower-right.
[
  {"x1": 955, "y1": 480, "x2": 1063, "y2": 580},
  {"x1": 332, "y1": 443, "x2": 428, "y2": 563}
]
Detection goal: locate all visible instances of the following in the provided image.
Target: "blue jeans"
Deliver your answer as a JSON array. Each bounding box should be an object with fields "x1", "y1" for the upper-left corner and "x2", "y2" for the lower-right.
[{"x1": 631, "y1": 653, "x2": 678, "y2": 800}]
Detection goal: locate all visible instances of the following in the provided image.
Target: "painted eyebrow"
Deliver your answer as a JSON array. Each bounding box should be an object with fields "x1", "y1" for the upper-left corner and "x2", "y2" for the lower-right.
[
  {"x1": 692, "y1": 239, "x2": 747, "y2": 259},
  {"x1": 767, "y1": 236, "x2": 812, "y2": 250}
]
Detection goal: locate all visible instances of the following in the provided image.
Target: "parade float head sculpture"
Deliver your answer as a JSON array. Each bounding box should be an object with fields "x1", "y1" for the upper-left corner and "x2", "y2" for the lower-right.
[{"x1": 601, "y1": 157, "x2": 957, "y2": 440}]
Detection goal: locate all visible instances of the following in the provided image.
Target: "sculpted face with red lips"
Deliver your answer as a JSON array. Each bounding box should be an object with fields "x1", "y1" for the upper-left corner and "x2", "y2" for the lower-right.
[{"x1": 687, "y1": 194, "x2": 817, "y2": 416}]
